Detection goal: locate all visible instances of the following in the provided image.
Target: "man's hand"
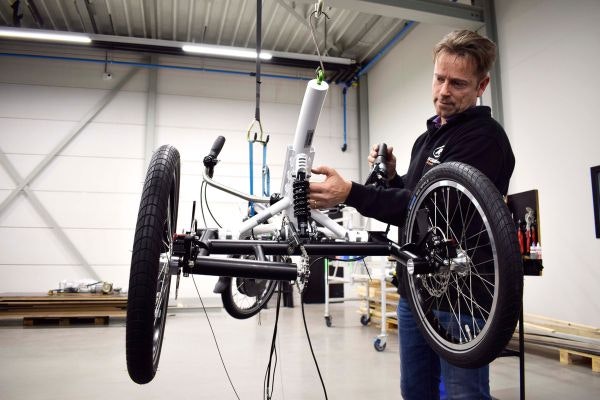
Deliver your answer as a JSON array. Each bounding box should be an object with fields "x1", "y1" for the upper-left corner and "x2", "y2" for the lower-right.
[
  {"x1": 368, "y1": 144, "x2": 397, "y2": 180},
  {"x1": 309, "y1": 166, "x2": 352, "y2": 209}
]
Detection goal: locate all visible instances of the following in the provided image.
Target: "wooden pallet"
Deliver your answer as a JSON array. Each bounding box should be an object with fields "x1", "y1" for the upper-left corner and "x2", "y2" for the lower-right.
[
  {"x1": 559, "y1": 349, "x2": 600, "y2": 373},
  {"x1": 0, "y1": 292, "x2": 127, "y2": 326}
]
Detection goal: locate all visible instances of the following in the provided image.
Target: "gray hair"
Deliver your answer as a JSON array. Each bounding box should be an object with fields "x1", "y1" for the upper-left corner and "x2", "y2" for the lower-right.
[{"x1": 433, "y1": 30, "x2": 497, "y2": 79}]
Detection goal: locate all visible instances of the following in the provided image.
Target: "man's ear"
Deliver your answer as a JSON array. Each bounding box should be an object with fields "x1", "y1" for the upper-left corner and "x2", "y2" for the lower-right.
[{"x1": 477, "y1": 75, "x2": 490, "y2": 97}]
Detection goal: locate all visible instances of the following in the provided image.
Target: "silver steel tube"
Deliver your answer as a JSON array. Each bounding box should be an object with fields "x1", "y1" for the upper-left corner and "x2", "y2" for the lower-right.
[{"x1": 203, "y1": 170, "x2": 270, "y2": 203}]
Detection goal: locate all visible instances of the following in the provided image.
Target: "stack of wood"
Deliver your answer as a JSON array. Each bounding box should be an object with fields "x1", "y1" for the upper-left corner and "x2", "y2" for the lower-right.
[
  {"x1": 512, "y1": 314, "x2": 600, "y2": 372},
  {"x1": 356, "y1": 279, "x2": 399, "y2": 330},
  {"x1": 0, "y1": 292, "x2": 127, "y2": 326}
]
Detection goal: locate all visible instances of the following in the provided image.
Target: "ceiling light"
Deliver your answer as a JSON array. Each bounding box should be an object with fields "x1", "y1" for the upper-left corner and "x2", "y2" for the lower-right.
[
  {"x1": 182, "y1": 44, "x2": 272, "y2": 60},
  {"x1": 0, "y1": 27, "x2": 91, "y2": 44}
]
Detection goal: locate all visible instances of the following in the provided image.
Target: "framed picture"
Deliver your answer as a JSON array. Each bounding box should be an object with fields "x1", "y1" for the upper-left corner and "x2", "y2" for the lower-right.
[{"x1": 592, "y1": 166, "x2": 600, "y2": 238}]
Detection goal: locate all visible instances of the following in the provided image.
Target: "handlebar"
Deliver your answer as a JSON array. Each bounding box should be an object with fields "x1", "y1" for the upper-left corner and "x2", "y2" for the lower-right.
[{"x1": 375, "y1": 143, "x2": 388, "y2": 178}]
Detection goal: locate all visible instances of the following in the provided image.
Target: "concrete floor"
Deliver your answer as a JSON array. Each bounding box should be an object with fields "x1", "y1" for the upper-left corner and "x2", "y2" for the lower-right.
[{"x1": 1, "y1": 301, "x2": 599, "y2": 400}]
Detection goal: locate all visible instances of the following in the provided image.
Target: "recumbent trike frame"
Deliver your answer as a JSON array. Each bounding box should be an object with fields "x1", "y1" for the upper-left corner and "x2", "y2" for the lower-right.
[{"x1": 125, "y1": 79, "x2": 523, "y2": 385}]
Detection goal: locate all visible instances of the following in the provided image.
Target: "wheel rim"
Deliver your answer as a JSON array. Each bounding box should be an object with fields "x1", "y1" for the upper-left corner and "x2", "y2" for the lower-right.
[
  {"x1": 406, "y1": 179, "x2": 498, "y2": 352},
  {"x1": 231, "y1": 275, "x2": 273, "y2": 313},
  {"x1": 153, "y1": 196, "x2": 172, "y2": 364}
]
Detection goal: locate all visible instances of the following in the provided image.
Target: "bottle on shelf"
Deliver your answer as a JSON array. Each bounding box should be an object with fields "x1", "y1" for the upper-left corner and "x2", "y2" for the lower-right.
[{"x1": 529, "y1": 242, "x2": 537, "y2": 259}]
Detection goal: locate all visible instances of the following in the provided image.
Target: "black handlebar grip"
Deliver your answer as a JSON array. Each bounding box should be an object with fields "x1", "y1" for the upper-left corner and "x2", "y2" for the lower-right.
[
  {"x1": 209, "y1": 136, "x2": 226, "y2": 159},
  {"x1": 376, "y1": 143, "x2": 388, "y2": 176},
  {"x1": 376, "y1": 143, "x2": 387, "y2": 164}
]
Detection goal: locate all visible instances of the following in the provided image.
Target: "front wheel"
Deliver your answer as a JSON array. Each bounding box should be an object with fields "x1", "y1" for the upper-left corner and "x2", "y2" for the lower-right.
[
  {"x1": 402, "y1": 162, "x2": 523, "y2": 368},
  {"x1": 126, "y1": 145, "x2": 180, "y2": 384}
]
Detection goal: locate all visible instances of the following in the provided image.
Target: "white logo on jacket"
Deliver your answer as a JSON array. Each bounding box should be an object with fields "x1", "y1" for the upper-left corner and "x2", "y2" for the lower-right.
[
  {"x1": 432, "y1": 145, "x2": 445, "y2": 158},
  {"x1": 426, "y1": 145, "x2": 445, "y2": 166}
]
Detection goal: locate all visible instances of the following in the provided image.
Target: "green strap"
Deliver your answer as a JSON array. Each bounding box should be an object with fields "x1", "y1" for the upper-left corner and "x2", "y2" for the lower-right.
[{"x1": 316, "y1": 68, "x2": 325, "y2": 84}]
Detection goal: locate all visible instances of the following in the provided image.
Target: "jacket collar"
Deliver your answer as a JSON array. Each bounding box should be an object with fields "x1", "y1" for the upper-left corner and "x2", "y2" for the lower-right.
[{"x1": 426, "y1": 106, "x2": 491, "y2": 132}]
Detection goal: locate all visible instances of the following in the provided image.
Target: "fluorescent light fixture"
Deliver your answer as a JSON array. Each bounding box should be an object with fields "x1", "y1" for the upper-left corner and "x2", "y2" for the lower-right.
[
  {"x1": 182, "y1": 44, "x2": 272, "y2": 60},
  {"x1": 0, "y1": 27, "x2": 91, "y2": 44}
]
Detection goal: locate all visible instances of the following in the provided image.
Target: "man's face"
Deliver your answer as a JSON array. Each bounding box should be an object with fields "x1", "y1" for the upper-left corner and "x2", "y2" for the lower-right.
[{"x1": 432, "y1": 51, "x2": 489, "y2": 123}]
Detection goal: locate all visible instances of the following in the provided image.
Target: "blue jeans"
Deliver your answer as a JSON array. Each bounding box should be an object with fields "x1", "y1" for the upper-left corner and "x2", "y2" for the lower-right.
[{"x1": 398, "y1": 297, "x2": 490, "y2": 400}]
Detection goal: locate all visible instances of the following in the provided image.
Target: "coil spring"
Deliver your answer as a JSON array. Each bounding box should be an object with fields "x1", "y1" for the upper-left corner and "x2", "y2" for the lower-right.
[{"x1": 293, "y1": 179, "x2": 309, "y2": 218}]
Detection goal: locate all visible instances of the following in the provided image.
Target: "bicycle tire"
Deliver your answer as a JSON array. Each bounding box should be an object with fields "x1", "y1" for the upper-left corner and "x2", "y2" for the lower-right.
[
  {"x1": 402, "y1": 162, "x2": 522, "y2": 368},
  {"x1": 126, "y1": 145, "x2": 180, "y2": 384}
]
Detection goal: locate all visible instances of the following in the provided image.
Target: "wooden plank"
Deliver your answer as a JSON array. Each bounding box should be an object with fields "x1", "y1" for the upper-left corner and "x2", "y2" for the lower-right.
[
  {"x1": 21, "y1": 315, "x2": 112, "y2": 327},
  {"x1": 356, "y1": 286, "x2": 400, "y2": 304},
  {"x1": 0, "y1": 310, "x2": 126, "y2": 323},
  {"x1": 510, "y1": 333, "x2": 600, "y2": 356},
  {"x1": 523, "y1": 322, "x2": 600, "y2": 347},
  {"x1": 525, "y1": 313, "x2": 600, "y2": 340}
]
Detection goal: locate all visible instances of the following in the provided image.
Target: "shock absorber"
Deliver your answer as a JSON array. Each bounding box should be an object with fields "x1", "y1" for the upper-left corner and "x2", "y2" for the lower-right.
[{"x1": 293, "y1": 154, "x2": 310, "y2": 237}]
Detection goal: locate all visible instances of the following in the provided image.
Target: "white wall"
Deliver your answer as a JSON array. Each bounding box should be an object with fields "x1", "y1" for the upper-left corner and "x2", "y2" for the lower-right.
[
  {"x1": 368, "y1": 22, "x2": 455, "y2": 173},
  {"x1": 495, "y1": 0, "x2": 600, "y2": 326},
  {"x1": 0, "y1": 42, "x2": 359, "y2": 303},
  {"x1": 368, "y1": 2, "x2": 600, "y2": 326}
]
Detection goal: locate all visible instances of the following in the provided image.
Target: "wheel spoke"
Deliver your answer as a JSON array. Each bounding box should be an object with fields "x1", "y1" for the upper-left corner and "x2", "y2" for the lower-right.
[{"x1": 409, "y1": 177, "x2": 502, "y2": 349}]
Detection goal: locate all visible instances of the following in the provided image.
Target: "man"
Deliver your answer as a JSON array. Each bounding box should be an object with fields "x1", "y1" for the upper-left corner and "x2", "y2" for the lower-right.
[{"x1": 309, "y1": 30, "x2": 515, "y2": 399}]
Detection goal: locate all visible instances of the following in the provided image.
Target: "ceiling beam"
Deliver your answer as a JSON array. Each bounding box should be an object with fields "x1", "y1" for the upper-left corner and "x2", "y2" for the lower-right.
[
  {"x1": 84, "y1": 0, "x2": 99, "y2": 33},
  {"x1": 275, "y1": 0, "x2": 310, "y2": 30},
  {"x1": 122, "y1": 0, "x2": 132, "y2": 36},
  {"x1": 216, "y1": 0, "x2": 230, "y2": 44},
  {"x1": 139, "y1": 0, "x2": 147, "y2": 38},
  {"x1": 56, "y1": 0, "x2": 71, "y2": 31},
  {"x1": 294, "y1": 0, "x2": 484, "y2": 29},
  {"x1": 40, "y1": 0, "x2": 58, "y2": 29},
  {"x1": 231, "y1": 0, "x2": 248, "y2": 46}
]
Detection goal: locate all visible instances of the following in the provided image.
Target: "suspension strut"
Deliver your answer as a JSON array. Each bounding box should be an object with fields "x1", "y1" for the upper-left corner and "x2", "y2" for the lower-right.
[{"x1": 293, "y1": 154, "x2": 310, "y2": 237}]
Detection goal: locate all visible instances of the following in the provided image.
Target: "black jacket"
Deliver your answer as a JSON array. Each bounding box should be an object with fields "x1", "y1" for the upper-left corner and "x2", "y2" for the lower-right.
[{"x1": 346, "y1": 106, "x2": 515, "y2": 227}]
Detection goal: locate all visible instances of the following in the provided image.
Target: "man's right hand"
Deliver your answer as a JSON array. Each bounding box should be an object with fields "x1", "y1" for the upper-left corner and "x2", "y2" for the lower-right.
[{"x1": 368, "y1": 144, "x2": 397, "y2": 180}]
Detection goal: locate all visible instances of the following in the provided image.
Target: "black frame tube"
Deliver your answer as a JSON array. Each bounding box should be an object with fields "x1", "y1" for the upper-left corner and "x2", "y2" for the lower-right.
[
  {"x1": 207, "y1": 240, "x2": 391, "y2": 256},
  {"x1": 192, "y1": 256, "x2": 297, "y2": 280},
  {"x1": 185, "y1": 236, "x2": 425, "y2": 280}
]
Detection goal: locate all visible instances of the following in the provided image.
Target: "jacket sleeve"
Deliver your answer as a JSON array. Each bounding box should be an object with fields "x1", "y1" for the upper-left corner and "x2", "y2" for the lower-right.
[
  {"x1": 389, "y1": 173, "x2": 405, "y2": 189},
  {"x1": 345, "y1": 181, "x2": 411, "y2": 225}
]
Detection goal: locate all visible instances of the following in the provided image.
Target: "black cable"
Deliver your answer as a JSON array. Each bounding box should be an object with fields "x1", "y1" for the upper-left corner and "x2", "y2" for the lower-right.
[
  {"x1": 301, "y1": 290, "x2": 328, "y2": 400},
  {"x1": 192, "y1": 276, "x2": 241, "y2": 400},
  {"x1": 263, "y1": 282, "x2": 282, "y2": 400},
  {"x1": 203, "y1": 181, "x2": 222, "y2": 228}
]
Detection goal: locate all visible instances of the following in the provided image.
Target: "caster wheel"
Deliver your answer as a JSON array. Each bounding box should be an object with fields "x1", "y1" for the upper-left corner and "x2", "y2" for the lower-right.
[
  {"x1": 325, "y1": 316, "x2": 332, "y2": 327},
  {"x1": 374, "y1": 338, "x2": 386, "y2": 352},
  {"x1": 360, "y1": 315, "x2": 371, "y2": 326}
]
